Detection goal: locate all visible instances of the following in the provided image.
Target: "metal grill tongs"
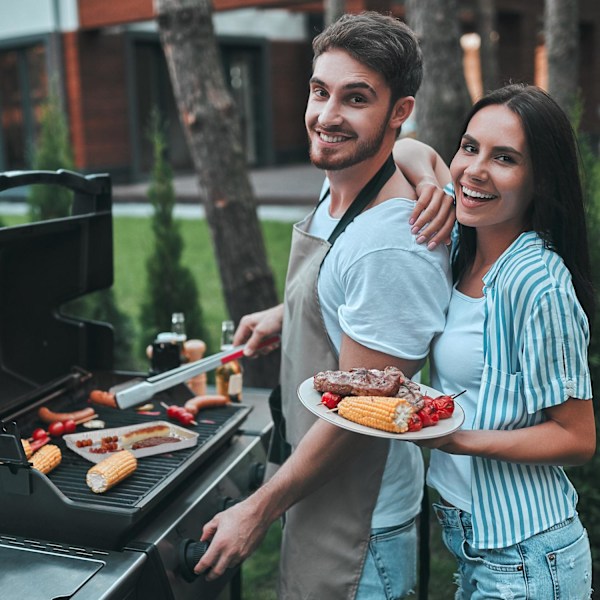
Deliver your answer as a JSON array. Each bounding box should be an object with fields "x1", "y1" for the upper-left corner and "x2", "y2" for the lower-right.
[{"x1": 111, "y1": 335, "x2": 280, "y2": 409}]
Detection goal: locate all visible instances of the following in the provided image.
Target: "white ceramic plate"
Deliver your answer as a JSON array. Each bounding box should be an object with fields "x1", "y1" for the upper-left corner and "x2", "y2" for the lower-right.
[
  {"x1": 297, "y1": 377, "x2": 465, "y2": 440},
  {"x1": 64, "y1": 420, "x2": 199, "y2": 464}
]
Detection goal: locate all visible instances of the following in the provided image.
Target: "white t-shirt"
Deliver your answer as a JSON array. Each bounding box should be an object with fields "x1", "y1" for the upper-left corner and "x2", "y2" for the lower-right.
[
  {"x1": 310, "y1": 193, "x2": 452, "y2": 527},
  {"x1": 428, "y1": 286, "x2": 485, "y2": 511}
]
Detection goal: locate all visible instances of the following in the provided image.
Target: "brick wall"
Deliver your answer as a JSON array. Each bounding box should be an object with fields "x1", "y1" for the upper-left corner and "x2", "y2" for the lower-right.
[
  {"x1": 78, "y1": 0, "x2": 154, "y2": 29},
  {"x1": 270, "y1": 40, "x2": 312, "y2": 163},
  {"x1": 63, "y1": 31, "x2": 131, "y2": 171}
]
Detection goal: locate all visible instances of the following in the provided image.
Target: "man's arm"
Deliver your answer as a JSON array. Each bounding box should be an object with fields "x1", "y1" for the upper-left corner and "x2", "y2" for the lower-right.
[
  {"x1": 194, "y1": 335, "x2": 422, "y2": 580},
  {"x1": 393, "y1": 137, "x2": 454, "y2": 249}
]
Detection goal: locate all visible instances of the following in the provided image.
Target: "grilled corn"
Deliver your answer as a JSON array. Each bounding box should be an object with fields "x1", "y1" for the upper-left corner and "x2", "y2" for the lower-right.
[
  {"x1": 86, "y1": 450, "x2": 137, "y2": 493},
  {"x1": 21, "y1": 439, "x2": 32, "y2": 459},
  {"x1": 30, "y1": 444, "x2": 62, "y2": 474},
  {"x1": 338, "y1": 396, "x2": 415, "y2": 433}
]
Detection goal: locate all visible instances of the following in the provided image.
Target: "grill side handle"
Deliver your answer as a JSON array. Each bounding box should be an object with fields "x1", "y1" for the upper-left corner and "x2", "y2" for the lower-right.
[
  {"x1": 0, "y1": 420, "x2": 33, "y2": 495},
  {"x1": 0, "y1": 169, "x2": 112, "y2": 214}
]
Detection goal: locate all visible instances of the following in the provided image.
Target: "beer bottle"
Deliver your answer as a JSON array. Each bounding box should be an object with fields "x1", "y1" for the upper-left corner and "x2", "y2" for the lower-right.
[{"x1": 215, "y1": 320, "x2": 243, "y2": 402}]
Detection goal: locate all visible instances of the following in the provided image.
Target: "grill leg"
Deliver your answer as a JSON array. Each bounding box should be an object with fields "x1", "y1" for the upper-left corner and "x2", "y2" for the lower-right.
[{"x1": 230, "y1": 569, "x2": 242, "y2": 600}]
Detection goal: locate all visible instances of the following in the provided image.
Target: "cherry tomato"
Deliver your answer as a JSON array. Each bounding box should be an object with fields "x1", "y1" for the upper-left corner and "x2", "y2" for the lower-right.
[
  {"x1": 432, "y1": 395, "x2": 454, "y2": 419},
  {"x1": 178, "y1": 410, "x2": 196, "y2": 425},
  {"x1": 406, "y1": 413, "x2": 423, "y2": 432},
  {"x1": 62, "y1": 419, "x2": 77, "y2": 434},
  {"x1": 48, "y1": 421, "x2": 65, "y2": 437},
  {"x1": 418, "y1": 397, "x2": 439, "y2": 427},
  {"x1": 32, "y1": 428, "x2": 48, "y2": 441},
  {"x1": 321, "y1": 392, "x2": 342, "y2": 410},
  {"x1": 166, "y1": 405, "x2": 184, "y2": 418}
]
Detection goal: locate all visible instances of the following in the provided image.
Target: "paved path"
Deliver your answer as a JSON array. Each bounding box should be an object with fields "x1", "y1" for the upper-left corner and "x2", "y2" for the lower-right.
[
  {"x1": 112, "y1": 162, "x2": 323, "y2": 206},
  {"x1": 0, "y1": 163, "x2": 324, "y2": 222}
]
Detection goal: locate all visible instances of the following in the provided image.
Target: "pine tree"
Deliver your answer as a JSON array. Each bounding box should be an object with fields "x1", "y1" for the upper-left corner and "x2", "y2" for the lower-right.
[
  {"x1": 27, "y1": 88, "x2": 135, "y2": 368},
  {"x1": 139, "y1": 111, "x2": 208, "y2": 352},
  {"x1": 28, "y1": 89, "x2": 74, "y2": 220}
]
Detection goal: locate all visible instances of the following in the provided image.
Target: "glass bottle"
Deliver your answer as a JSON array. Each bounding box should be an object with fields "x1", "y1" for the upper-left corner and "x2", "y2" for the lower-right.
[
  {"x1": 215, "y1": 320, "x2": 243, "y2": 402},
  {"x1": 171, "y1": 312, "x2": 187, "y2": 340},
  {"x1": 171, "y1": 312, "x2": 187, "y2": 363}
]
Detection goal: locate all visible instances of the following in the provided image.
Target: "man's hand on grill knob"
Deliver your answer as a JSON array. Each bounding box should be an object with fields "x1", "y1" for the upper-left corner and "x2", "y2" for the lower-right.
[
  {"x1": 233, "y1": 304, "x2": 283, "y2": 358},
  {"x1": 194, "y1": 497, "x2": 270, "y2": 580}
]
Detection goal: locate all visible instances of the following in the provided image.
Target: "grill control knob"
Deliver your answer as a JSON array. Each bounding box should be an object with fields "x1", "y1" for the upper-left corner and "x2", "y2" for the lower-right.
[
  {"x1": 249, "y1": 462, "x2": 266, "y2": 489},
  {"x1": 179, "y1": 538, "x2": 210, "y2": 582}
]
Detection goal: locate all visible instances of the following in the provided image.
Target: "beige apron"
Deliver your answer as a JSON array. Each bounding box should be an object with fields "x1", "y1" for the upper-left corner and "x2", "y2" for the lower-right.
[{"x1": 277, "y1": 211, "x2": 390, "y2": 600}]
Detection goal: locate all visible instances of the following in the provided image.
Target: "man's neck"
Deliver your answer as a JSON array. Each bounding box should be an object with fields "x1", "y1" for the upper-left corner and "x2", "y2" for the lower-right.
[{"x1": 326, "y1": 146, "x2": 393, "y2": 218}]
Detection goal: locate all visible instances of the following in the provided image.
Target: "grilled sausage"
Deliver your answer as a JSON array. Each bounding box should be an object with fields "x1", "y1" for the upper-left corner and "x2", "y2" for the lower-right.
[
  {"x1": 38, "y1": 406, "x2": 96, "y2": 424},
  {"x1": 89, "y1": 390, "x2": 117, "y2": 407},
  {"x1": 183, "y1": 395, "x2": 230, "y2": 416}
]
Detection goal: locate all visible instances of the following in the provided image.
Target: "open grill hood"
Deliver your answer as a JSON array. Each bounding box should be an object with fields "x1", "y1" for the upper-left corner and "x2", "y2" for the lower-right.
[{"x1": 0, "y1": 170, "x2": 114, "y2": 418}]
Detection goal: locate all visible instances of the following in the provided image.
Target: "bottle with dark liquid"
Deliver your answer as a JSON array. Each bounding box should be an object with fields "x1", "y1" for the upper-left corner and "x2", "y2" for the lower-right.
[{"x1": 215, "y1": 320, "x2": 243, "y2": 402}]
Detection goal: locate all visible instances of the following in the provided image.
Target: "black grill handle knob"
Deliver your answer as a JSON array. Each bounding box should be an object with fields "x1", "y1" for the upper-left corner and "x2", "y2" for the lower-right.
[
  {"x1": 179, "y1": 538, "x2": 210, "y2": 582},
  {"x1": 249, "y1": 462, "x2": 266, "y2": 489}
]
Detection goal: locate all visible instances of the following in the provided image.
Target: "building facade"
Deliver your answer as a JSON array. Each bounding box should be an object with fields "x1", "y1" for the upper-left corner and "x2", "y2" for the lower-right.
[{"x1": 0, "y1": 0, "x2": 598, "y2": 182}]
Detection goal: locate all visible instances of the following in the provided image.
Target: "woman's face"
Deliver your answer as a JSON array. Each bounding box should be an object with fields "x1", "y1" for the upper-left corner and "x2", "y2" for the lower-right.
[{"x1": 450, "y1": 104, "x2": 534, "y2": 243}]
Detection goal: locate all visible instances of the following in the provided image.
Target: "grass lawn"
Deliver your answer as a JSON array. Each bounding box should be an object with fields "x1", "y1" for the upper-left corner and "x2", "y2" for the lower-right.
[{"x1": 111, "y1": 215, "x2": 293, "y2": 365}]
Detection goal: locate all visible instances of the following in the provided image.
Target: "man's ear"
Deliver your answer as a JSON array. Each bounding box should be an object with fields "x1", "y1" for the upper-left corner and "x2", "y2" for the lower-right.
[{"x1": 389, "y1": 96, "x2": 415, "y2": 130}]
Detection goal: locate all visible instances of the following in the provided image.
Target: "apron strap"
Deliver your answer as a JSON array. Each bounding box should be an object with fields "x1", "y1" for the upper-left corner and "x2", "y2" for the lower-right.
[{"x1": 320, "y1": 154, "x2": 397, "y2": 246}]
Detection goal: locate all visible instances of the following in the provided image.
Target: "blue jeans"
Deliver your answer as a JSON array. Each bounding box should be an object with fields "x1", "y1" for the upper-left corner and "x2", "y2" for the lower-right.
[
  {"x1": 355, "y1": 518, "x2": 417, "y2": 600},
  {"x1": 433, "y1": 502, "x2": 593, "y2": 599}
]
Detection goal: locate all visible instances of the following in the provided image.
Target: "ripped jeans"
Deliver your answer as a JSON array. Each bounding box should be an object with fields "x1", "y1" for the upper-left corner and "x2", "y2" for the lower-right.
[{"x1": 433, "y1": 503, "x2": 592, "y2": 599}]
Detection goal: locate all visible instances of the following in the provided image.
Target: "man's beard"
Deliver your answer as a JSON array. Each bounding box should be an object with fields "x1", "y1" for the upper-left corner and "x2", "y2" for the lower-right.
[{"x1": 307, "y1": 112, "x2": 390, "y2": 171}]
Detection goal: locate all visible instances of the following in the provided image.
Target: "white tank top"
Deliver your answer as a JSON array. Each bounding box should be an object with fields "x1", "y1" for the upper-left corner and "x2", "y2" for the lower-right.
[{"x1": 428, "y1": 286, "x2": 484, "y2": 511}]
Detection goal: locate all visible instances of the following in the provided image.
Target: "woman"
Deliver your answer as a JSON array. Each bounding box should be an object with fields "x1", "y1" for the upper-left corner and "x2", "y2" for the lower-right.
[{"x1": 422, "y1": 84, "x2": 595, "y2": 599}]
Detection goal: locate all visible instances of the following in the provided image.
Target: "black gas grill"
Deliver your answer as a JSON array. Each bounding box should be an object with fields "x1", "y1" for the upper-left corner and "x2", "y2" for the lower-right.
[{"x1": 0, "y1": 170, "x2": 273, "y2": 600}]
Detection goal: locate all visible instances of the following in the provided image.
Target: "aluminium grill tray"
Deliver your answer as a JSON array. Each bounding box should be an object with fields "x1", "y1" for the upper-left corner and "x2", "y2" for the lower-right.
[{"x1": 0, "y1": 402, "x2": 251, "y2": 549}]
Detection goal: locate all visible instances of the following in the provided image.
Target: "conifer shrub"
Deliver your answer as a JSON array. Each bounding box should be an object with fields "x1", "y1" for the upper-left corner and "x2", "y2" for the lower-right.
[
  {"x1": 27, "y1": 89, "x2": 74, "y2": 221},
  {"x1": 139, "y1": 111, "x2": 208, "y2": 353},
  {"x1": 27, "y1": 88, "x2": 135, "y2": 368}
]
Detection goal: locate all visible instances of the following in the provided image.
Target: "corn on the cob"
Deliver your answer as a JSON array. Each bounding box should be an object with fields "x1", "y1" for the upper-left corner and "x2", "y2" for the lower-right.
[
  {"x1": 338, "y1": 396, "x2": 415, "y2": 433},
  {"x1": 30, "y1": 444, "x2": 62, "y2": 474},
  {"x1": 86, "y1": 450, "x2": 137, "y2": 494},
  {"x1": 21, "y1": 439, "x2": 32, "y2": 459}
]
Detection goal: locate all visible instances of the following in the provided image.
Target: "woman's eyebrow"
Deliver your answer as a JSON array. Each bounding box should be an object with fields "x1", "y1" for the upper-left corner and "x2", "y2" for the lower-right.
[{"x1": 462, "y1": 133, "x2": 523, "y2": 157}]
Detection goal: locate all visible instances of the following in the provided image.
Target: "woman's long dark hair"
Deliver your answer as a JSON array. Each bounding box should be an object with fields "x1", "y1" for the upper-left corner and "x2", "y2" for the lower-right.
[{"x1": 453, "y1": 84, "x2": 595, "y2": 326}]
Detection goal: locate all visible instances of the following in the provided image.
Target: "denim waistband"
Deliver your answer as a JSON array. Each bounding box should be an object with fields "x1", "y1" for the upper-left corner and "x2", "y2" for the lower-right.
[
  {"x1": 433, "y1": 502, "x2": 473, "y2": 529},
  {"x1": 433, "y1": 502, "x2": 579, "y2": 540}
]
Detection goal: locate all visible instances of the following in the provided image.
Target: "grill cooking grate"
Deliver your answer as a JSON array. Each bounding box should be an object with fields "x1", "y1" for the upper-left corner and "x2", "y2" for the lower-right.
[{"x1": 46, "y1": 403, "x2": 245, "y2": 507}]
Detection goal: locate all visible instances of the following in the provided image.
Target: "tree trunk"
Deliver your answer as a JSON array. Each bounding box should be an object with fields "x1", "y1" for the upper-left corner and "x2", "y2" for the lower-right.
[
  {"x1": 476, "y1": 0, "x2": 500, "y2": 94},
  {"x1": 406, "y1": 0, "x2": 472, "y2": 164},
  {"x1": 545, "y1": 0, "x2": 579, "y2": 116},
  {"x1": 324, "y1": 0, "x2": 345, "y2": 26},
  {"x1": 154, "y1": 0, "x2": 280, "y2": 388}
]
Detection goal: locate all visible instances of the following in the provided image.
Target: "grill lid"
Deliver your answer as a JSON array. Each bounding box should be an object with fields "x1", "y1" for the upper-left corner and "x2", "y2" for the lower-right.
[{"x1": 0, "y1": 170, "x2": 114, "y2": 418}]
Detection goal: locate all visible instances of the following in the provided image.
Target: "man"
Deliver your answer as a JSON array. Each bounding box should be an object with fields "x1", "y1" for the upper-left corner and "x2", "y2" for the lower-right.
[{"x1": 195, "y1": 12, "x2": 452, "y2": 599}]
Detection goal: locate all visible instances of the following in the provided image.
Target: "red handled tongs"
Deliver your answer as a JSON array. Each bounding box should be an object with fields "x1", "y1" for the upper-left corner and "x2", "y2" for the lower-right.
[{"x1": 111, "y1": 335, "x2": 280, "y2": 409}]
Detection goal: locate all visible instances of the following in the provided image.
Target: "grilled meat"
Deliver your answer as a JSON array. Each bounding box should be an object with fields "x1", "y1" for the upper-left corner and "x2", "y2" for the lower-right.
[
  {"x1": 396, "y1": 380, "x2": 425, "y2": 411},
  {"x1": 313, "y1": 366, "x2": 405, "y2": 397}
]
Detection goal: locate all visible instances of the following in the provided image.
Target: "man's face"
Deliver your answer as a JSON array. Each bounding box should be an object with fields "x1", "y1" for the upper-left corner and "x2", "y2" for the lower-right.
[{"x1": 305, "y1": 49, "x2": 396, "y2": 171}]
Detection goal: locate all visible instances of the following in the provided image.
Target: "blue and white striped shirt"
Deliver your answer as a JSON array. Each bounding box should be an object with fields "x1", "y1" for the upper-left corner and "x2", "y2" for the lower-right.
[{"x1": 467, "y1": 230, "x2": 592, "y2": 549}]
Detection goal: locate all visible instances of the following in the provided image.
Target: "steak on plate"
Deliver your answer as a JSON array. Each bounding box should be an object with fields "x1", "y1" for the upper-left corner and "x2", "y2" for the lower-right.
[
  {"x1": 396, "y1": 380, "x2": 425, "y2": 410},
  {"x1": 313, "y1": 366, "x2": 405, "y2": 397}
]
